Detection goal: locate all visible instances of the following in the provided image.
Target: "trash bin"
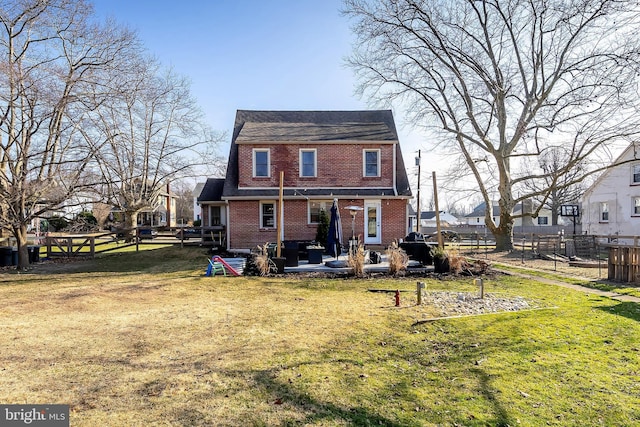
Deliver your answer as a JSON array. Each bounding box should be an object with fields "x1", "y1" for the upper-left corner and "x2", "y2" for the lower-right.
[
  {"x1": 27, "y1": 245, "x2": 41, "y2": 263},
  {"x1": 0, "y1": 247, "x2": 12, "y2": 266},
  {"x1": 11, "y1": 247, "x2": 18, "y2": 266},
  {"x1": 283, "y1": 241, "x2": 299, "y2": 267}
]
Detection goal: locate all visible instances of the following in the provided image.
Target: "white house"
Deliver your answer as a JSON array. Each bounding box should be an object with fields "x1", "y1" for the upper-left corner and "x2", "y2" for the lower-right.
[
  {"x1": 581, "y1": 144, "x2": 640, "y2": 241},
  {"x1": 419, "y1": 210, "x2": 461, "y2": 228},
  {"x1": 465, "y1": 201, "x2": 554, "y2": 227}
]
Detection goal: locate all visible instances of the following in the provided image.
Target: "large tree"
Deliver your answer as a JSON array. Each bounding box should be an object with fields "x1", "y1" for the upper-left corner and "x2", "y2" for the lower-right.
[
  {"x1": 0, "y1": 0, "x2": 137, "y2": 268},
  {"x1": 84, "y1": 58, "x2": 221, "y2": 238},
  {"x1": 346, "y1": 0, "x2": 640, "y2": 250}
]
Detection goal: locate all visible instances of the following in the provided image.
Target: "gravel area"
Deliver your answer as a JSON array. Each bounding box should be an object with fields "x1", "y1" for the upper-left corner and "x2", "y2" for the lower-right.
[{"x1": 425, "y1": 291, "x2": 539, "y2": 318}]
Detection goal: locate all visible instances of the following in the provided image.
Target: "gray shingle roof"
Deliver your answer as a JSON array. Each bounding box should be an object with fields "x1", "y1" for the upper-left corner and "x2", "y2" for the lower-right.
[{"x1": 197, "y1": 178, "x2": 225, "y2": 202}]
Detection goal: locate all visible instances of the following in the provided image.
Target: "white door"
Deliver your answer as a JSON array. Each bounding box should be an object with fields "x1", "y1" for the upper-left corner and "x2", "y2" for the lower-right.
[{"x1": 364, "y1": 201, "x2": 381, "y2": 244}]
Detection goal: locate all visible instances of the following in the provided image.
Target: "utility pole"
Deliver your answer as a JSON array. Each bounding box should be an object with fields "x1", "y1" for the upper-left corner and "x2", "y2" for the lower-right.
[
  {"x1": 415, "y1": 150, "x2": 421, "y2": 233},
  {"x1": 433, "y1": 171, "x2": 443, "y2": 249}
]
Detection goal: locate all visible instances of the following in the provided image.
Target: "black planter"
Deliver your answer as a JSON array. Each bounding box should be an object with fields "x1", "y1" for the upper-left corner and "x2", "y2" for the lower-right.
[
  {"x1": 272, "y1": 257, "x2": 286, "y2": 274},
  {"x1": 433, "y1": 256, "x2": 450, "y2": 273},
  {"x1": 307, "y1": 248, "x2": 324, "y2": 264}
]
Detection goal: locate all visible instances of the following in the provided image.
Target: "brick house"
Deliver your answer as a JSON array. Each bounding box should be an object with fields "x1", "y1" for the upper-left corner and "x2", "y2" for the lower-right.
[{"x1": 205, "y1": 110, "x2": 412, "y2": 251}]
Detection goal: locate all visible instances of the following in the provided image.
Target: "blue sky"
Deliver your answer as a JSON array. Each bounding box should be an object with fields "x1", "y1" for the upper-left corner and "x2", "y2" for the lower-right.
[{"x1": 91, "y1": 0, "x2": 430, "y2": 193}]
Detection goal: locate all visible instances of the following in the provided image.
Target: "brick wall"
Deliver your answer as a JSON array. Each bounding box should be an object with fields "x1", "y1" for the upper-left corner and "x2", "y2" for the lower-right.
[
  {"x1": 238, "y1": 143, "x2": 395, "y2": 189},
  {"x1": 228, "y1": 198, "x2": 409, "y2": 250}
]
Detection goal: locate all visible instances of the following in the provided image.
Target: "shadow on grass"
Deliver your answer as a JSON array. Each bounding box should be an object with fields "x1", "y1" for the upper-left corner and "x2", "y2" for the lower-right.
[
  {"x1": 249, "y1": 368, "x2": 405, "y2": 426},
  {"x1": 470, "y1": 368, "x2": 513, "y2": 427},
  {"x1": 26, "y1": 246, "x2": 209, "y2": 275},
  {"x1": 595, "y1": 301, "x2": 640, "y2": 322}
]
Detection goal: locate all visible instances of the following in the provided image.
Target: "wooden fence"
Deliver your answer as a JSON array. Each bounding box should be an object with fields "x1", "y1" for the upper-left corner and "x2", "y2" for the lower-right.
[
  {"x1": 607, "y1": 246, "x2": 640, "y2": 283},
  {"x1": 44, "y1": 226, "x2": 227, "y2": 259}
]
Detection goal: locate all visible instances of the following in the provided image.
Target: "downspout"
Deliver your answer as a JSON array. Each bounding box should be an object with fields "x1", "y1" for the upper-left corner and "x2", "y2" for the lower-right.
[
  {"x1": 225, "y1": 202, "x2": 230, "y2": 251},
  {"x1": 393, "y1": 143, "x2": 398, "y2": 196}
]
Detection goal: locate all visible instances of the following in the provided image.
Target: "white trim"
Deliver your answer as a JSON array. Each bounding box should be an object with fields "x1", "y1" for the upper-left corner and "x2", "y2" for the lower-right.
[
  {"x1": 299, "y1": 148, "x2": 317, "y2": 178},
  {"x1": 259, "y1": 200, "x2": 276, "y2": 228},
  {"x1": 253, "y1": 148, "x2": 270, "y2": 178},
  {"x1": 631, "y1": 163, "x2": 640, "y2": 185},
  {"x1": 236, "y1": 185, "x2": 397, "y2": 191},
  {"x1": 363, "y1": 149, "x2": 381, "y2": 177},
  {"x1": 364, "y1": 200, "x2": 382, "y2": 244},
  {"x1": 236, "y1": 139, "x2": 396, "y2": 145},
  {"x1": 307, "y1": 199, "x2": 333, "y2": 224}
]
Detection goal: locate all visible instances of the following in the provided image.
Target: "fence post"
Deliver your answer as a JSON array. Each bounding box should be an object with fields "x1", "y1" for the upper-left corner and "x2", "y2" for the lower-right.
[{"x1": 46, "y1": 236, "x2": 52, "y2": 259}]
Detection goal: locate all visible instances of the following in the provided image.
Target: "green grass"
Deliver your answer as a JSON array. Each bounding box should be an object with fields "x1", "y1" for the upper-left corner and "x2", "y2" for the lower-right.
[
  {"x1": 491, "y1": 261, "x2": 640, "y2": 299},
  {"x1": 1, "y1": 247, "x2": 639, "y2": 426}
]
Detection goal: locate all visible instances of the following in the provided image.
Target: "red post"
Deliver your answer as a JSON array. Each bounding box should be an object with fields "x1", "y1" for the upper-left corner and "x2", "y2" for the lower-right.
[{"x1": 395, "y1": 289, "x2": 400, "y2": 307}]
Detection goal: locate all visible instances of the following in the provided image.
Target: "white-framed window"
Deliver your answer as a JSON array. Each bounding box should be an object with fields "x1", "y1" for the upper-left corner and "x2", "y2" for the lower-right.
[
  {"x1": 300, "y1": 149, "x2": 317, "y2": 177},
  {"x1": 210, "y1": 206, "x2": 221, "y2": 225},
  {"x1": 537, "y1": 216, "x2": 549, "y2": 225},
  {"x1": 634, "y1": 197, "x2": 640, "y2": 216},
  {"x1": 600, "y1": 202, "x2": 609, "y2": 222},
  {"x1": 363, "y1": 149, "x2": 380, "y2": 177},
  {"x1": 260, "y1": 201, "x2": 275, "y2": 228},
  {"x1": 633, "y1": 164, "x2": 640, "y2": 184},
  {"x1": 308, "y1": 200, "x2": 332, "y2": 224},
  {"x1": 253, "y1": 149, "x2": 270, "y2": 177}
]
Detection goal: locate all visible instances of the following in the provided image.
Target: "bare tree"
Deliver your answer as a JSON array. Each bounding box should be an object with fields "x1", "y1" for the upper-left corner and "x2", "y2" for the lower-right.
[
  {"x1": 0, "y1": 0, "x2": 138, "y2": 268},
  {"x1": 84, "y1": 58, "x2": 222, "y2": 239},
  {"x1": 172, "y1": 179, "x2": 196, "y2": 226},
  {"x1": 523, "y1": 148, "x2": 585, "y2": 226},
  {"x1": 346, "y1": 0, "x2": 640, "y2": 250}
]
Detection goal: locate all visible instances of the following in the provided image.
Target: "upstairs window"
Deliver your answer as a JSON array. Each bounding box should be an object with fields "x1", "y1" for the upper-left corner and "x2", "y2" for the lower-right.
[
  {"x1": 300, "y1": 149, "x2": 317, "y2": 177},
  {"x1": 363, "y1": 149, "x2": 380, "y2": 177},
  {"x1": 633, "y1": 164, "x2": 640, "y2": 184},
  {"x1": 253, "y1": 149, "x2": 270, "y2": 177},
  {"x1": 537, "y1": 216, "x2": 549, "y2": 225},
  {"x1": 601, "y1": 202, "x2": 609, "y2": 222}
]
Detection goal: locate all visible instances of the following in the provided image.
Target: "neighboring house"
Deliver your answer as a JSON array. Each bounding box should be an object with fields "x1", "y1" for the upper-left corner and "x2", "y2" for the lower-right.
[
  {"x1": 465, "y1": 201, "x2": 553, "y2": 227},
  {"x1": 581, "y1": 143, "x2": 640, "y2": 240},
  {"x1": 465, "y1": 201, "x2": 501, "y2": 226},
  {"x1": 134, "y1": 184, "x2": 177, "y2": 227},
  {"x1": 419, "y1": 210, "x2": 461, "y2": 228},
  {"x1": 192, "y1": 182, "x2": 205, "y2": 223},
  {"x1": 202, "y1": 110, "x2": 413, "y2": 251}
]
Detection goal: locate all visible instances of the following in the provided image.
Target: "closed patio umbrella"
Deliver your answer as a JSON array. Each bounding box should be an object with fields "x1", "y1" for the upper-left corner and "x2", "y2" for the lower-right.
[{"x1": 327, "y1": 198, "x2": 343, "y2": 259}]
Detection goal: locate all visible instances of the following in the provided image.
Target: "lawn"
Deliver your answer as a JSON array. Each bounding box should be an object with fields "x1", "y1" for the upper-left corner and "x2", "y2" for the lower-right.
[{"x1": 1, "y1": 247, "x2": 639, "y2": 426}]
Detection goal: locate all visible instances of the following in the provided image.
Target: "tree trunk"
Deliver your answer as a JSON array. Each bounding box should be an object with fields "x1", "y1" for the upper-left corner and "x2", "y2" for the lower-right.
[
  {"x1": 492, "y1": 205, "x2": 515, "y2": 252},
  {"x1": 15, "y1": 224, "x2": 29, "y2": 270},
  {"x1": 123, "y1": 211, "x2": 139, "y2": 243}
]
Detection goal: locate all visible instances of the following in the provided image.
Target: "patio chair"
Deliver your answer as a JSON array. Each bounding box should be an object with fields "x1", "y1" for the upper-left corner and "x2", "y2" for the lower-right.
[{"x1": 206, "y1": 258, "x2": 227, "y2": 276}]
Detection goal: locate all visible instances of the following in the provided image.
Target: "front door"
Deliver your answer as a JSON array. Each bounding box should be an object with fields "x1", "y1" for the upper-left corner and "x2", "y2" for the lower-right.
[{"x1": 364, "y1": 201, "x2": 381, "y2": 244}]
